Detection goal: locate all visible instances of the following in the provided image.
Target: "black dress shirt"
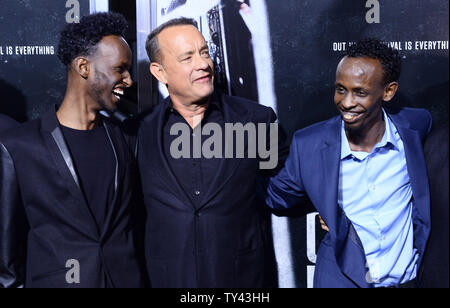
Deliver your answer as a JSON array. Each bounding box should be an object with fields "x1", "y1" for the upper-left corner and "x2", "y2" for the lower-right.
[{"x1": 162, "y1": 98, "x2": 224, "y2": 208}]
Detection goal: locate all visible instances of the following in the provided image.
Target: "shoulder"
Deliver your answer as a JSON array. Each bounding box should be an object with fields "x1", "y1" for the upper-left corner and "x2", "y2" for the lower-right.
[
  {"x1": 385, "y1": 105, "x2": 432, "y2": 132},
  {"x1": 0, "y1": 114, "x2": 18, "y2": 132},
  {"x1": 139, "y1": 99, "x2": 166, "y2": 129},
  {"x1": 0, "y1": 118, "x2": 43, "y2": 150},
  {"x1": 293, "y1": 116, "x2": 340, "y2": 143},
  {"x1": 385, "y1": 105, "x2": 431, "y2": 117},
  {"x1": 221, "y1": 94, "x2": 276, "y2": 122}
]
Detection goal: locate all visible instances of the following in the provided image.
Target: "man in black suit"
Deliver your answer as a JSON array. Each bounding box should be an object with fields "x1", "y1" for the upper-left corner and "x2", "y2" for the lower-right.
[
  {"x1": 419, "y1": 123, "x2": 449, "y2": 288},
  {"x1": 139, "y1": 18, "x2": 282, "y2": 288},
  {"x1": 0, "y1": 114, "x2": 17, "y2": 131},
  {"x1": 0, "y1": 12, "x2": 147, "y2": 288}
]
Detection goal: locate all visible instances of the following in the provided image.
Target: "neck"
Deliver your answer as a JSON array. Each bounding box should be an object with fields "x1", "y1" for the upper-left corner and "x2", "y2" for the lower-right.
[
  {"x1": 57, "y1": 88, "x2": 100, "y2": 130},
  {"x1": 171, "y1": 96, "x2": 210, "y2": 129},
  {"x1": 346, "y1": 114, "x2": 386, "y2": 153}
]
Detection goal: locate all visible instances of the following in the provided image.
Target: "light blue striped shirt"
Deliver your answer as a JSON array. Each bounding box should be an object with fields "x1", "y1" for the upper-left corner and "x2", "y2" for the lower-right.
[{"x1": 338, "y1": 110, "x2": 419, "y2": 287}]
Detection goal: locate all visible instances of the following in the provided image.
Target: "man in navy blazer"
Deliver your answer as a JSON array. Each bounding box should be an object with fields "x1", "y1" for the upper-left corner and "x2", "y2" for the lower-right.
[
  {"x1": 265, "y1": 39, "x2": 432, "y2": 288},
  {"x1": 138, "y1": 18, "x2": 282, "y2": 288},
  {"x1": 0, "y1": 114, "x2": 17, "y2": 131}
]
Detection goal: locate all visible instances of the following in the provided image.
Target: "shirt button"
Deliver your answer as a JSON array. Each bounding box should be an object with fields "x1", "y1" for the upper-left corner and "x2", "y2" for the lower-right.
[{"x1": 195, "y1": 191, "x2": 201, "y2": 196}]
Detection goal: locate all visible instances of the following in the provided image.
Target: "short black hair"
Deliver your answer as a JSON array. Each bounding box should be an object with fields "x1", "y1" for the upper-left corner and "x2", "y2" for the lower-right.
[
  {"x1": 343, "y1": 38, "x2": 402, "y2": 85},
  {"x1": 57, "y1": 12, "x2": 128, "y2": 67},
  {"x1": 146, "y1": 17, "x2": 198, "y2": 63}
]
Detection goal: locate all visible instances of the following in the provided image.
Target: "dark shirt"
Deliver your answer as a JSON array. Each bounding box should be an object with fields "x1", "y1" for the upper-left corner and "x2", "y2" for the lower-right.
[
  {"x1": 163, "y1": 98, "x2": 224, "y2": 208},
  {"x1": 61, "y1": 123, "x2": 116, "y2": 230}
]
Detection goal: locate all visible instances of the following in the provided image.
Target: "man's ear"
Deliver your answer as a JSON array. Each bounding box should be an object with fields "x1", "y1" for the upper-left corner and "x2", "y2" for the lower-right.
[
  {"x1": 383, "y1": 81, "x2": 399, "y2": 102},
  {"x1": 74, "y1": 57, "x2": 89, "y2": 79},
  {"x1": 150, "y1": 62, "x2": 167, "y2": 85}
]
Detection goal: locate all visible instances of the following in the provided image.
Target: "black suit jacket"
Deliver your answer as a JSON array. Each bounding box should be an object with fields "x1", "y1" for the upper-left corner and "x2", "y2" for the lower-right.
[
  {"x1": 0, "y1": 114, "x2": 18, "y2": 132},
  {"x1": 419, "y1": 124, "x2": 449, "y2": 288},
  {"x1": 138, "y1": 93, "x2": 280, "y2": 288},
  {"x1": 0, "y1": 108, "x2": 147, "y2": 288}
]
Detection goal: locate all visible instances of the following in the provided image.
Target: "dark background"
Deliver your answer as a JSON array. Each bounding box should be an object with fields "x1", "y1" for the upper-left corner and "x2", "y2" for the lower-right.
[
  {"x1": 266, "y1": 0, "x2": 449, "y2": 139},
  {"x1": 0, "y1": 0, "x2": 89, "y2": 122}
]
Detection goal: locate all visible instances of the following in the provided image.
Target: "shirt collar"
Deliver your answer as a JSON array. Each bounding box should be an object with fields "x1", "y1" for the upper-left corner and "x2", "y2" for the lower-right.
[
  {"x1": 341, "y1": 108, "x2": 400, "y2": 160},
  {"x1": 380, "y1": 109, "x2": 400, "y2": 150},
  {"x1": 164, "y1": 92, "x2": 222, "y2": 116}
]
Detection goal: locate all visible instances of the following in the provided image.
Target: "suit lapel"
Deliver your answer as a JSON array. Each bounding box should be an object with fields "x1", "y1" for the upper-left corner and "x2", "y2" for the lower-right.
[
  {"x1": 320, "y1": 117, "x2": 369, "y2": 287},
  {"x1": 319, "y1": 124, "x2": 341, "y2": 235},
  {"x1": 140, "y1": 99, "x2": 196, "y2": 209},
  {"x1": 41, "y1": 109, "x2": 100, "y2": 238},
  {"x1": 99, "y1": 121, "x2": 120, "y2": 239},
  {"x1": 387, "y1": 112, "x2": 431, "y2": 235}
]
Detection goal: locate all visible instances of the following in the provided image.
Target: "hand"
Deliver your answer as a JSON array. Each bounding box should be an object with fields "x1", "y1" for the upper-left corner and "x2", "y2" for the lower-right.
[{"x1": 319, "y1": 215, "x2": 329, "y2": 232}]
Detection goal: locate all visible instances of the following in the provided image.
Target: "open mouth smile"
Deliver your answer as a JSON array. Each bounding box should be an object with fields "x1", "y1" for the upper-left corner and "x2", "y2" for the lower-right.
[
  {"x1": 112, "y1": 87, "x2": 124, "y2": 101},
  {"x1": 342, "y1": 111, "x2": 363, "y2": 123}
]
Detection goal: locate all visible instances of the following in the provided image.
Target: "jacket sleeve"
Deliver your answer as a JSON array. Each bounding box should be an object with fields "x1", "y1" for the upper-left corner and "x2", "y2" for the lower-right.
[
  {"x1": 0, "y1": 143, "x2": 28, "y2": 288},
  {"x1": 258, "y1": 108, "x2": 290, "y2": 176},
  {"x1": 263, "y1": 134, "x2": 310, "y2": 210}
]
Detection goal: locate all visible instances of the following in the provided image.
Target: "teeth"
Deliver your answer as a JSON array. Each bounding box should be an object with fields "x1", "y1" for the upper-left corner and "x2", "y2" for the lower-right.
[
  {"x1": 113, "y1": 88, "x2": 124, "y2": 95},
  {"x1": 343, "y1": 113, "x2": 358, "y2": 120}
]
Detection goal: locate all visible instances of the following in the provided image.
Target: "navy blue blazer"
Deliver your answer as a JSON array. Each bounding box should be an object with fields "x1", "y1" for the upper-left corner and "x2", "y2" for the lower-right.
[
  {"x1": 266, "y1": 106, "x2": 432, "y2": 288},
  {"x1": 0, "y1": 114, "x2": 18, "y2": 132}
]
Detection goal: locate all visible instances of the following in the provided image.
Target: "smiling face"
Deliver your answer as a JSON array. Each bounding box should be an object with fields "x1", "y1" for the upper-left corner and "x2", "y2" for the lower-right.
[
  {"x1": 150, "y1": 25, "x2": 214, "y2": 106},
  {"x1": 87, "y1": 35, "x2": 133, "y2": 112},
  {"x1": 334, "y1": 56, "x2": 398, "y2": 134}
]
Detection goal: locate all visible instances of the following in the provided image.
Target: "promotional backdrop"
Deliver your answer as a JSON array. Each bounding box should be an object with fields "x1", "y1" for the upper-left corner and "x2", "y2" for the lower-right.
[{"x1": 0, "y1": 0, "x2": 91, "y2": 121}]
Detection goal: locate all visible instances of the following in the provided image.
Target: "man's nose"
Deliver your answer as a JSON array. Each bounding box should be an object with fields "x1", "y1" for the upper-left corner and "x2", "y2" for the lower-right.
[
  {"x1": 341, "y1": 93, "x2": 356, "y2": 109},
  {"x1": 123, "y1": 71, "x2": 133, "y2": 87},
  {"x1": 194, "y1": 54, "x2": 210, "y2": 71}
]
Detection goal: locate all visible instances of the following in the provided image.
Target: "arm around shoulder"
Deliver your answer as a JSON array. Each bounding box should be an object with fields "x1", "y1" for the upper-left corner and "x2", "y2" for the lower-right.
[{"x1": 264, "y1": 134, "x2": 309, "y2": 210}]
